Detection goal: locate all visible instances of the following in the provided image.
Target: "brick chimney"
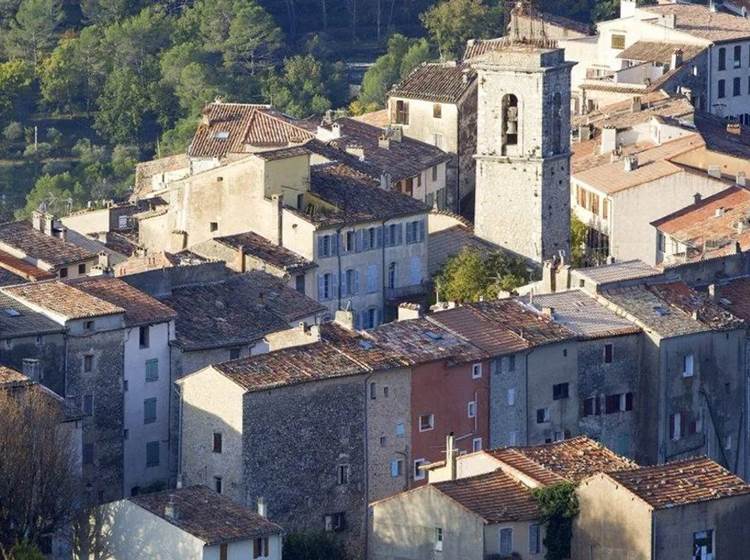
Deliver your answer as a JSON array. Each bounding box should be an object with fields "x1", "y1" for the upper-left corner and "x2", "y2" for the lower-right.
[{"x1": 397, "y1": 302, "x2": 423, "y2": 321}]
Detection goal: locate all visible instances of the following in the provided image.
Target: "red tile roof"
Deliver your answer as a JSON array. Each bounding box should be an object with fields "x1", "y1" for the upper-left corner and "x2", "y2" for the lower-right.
[
  {"x1": 606, "y1": 457, "x2": 750, "y2": 509},
  {"x1": 389, "y1": 62, "x2": 476, "y2": 104},
  {"x1": 3, "y1": 281, "x2": 124, "y2": 320},
  {"x1": 0, "y1": 221, "x2": 96, "y2": 269},
  {"x1": 642, "y1": 4, "x2": 750, "y2": 43},
  {"x1": 714, "y1": 277, "x2": 750, "y2": 322},
  {"x1": 0, "y1": 366, "x2": 31, "y2": 387},
  {"x1": 434, "y1": 469, "x2": 541, "y2": 523}
]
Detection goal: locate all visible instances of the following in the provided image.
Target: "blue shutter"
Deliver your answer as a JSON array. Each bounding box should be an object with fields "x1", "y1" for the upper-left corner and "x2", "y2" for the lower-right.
[
  {"x1": 317, "y1": 236, "x2": 325, "y2": 257},
  {"x1": 331, "y1": 271, "x2": 338, "y2": 298},
  {"x1": 356, "y1": 230, "x2": 364, "y2": 253},
  {"x1": 419, "y1": 219, "x2": 426, "y2": 242},
  {"x1": 354, "y1": 270, "x2": 360, "y2": 294},
  {"x1": 332, "y1": 233, "x2": 339, "y2": 255},
  {"x1": 384, "y1": 225, "x2": 391, "y2": 247},
  {"x1": 318, "y1": 275, "x2": 325, "y2": 300},
  {"x1": 410, "y1": 256, "x2": 422, "y2": 285},
  {"x1": 358, "y1": 310, "x2": 367, "y2": 330},
  {"x1": 340, "y1": 272, "x2": 348, "y2": 297},
  {"x1": 396, "y1": 224, "x2": 403, "y2": 245},
  {"x1": 376, "y1": 226, "x2": 384, "y2": 248},
  {"x1": 338, "y1": 232, "x2": 346, "y2": 254},
  {"x1": 405, "y1": 223, "x2": 413, "y2": 244}
]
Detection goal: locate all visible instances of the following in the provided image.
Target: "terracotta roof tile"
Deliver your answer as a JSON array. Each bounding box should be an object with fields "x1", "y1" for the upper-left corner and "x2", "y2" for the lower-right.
[
  {"x1": 3, "y1": 281, "x2": 123, "y2": 320},
  {"x1": 0, "y1": 292, "x2": 69, "y2": 339},
  {"x1": 389, "y1": 62, "x2": 476, "y2": 104},
  {"x1": 0, "y1": 366, "x2": 31, "y2": 387},
  {"x1": 643, "y1": 4, "x2": 750, "y2": 43},
  {"x1": 617, "y1": 41, "x2": 704, "y2": 65},
  {"x1": 575, "y1": 260, "x2": 661, "y2": 286},
  {"x1": 352, "y1": 109, "x2": 390, "y2": 127},
  {"x1": 130, "y1": 486, "x2": 282, "y2": 544},
  {"x1": 713, "y1": 277, "x2": 750, "y2": 322},
  {"x1": 215, "y1": 231, "x2": 315, "y2": 273},
  {"x1": 434, "y1": 469, "x2": 540, "y2": 522},
  {"x1": 0, "y1": 221, "x2": 96, "y2": 269},
  {"x1": 606, "y1": 457, "x2": 750, "y2": 509},
  {"x1": 490, "y1": 436, "x2": 637, "y2": 484}
]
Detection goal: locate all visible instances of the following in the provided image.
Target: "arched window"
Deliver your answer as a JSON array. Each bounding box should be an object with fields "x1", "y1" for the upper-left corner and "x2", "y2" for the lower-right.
[
  {"x1": 551, "y1": 92, "x2": 562, "y2": 155},
  {"x1": 501, "y1": 94, "x2": 519, "y2": 154}
]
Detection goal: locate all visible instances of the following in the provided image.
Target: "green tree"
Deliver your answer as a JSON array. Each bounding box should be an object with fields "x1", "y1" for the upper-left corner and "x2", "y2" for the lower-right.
[
  {"x1": 3, "y1": 541, "x2": 45, "y2": 560},
  {"x1": 532, "y1": 482, "x2": 579, "y2": 560},
  {"x1": 358, "y1": 34, "x2": 432, "y2": 106},
  {"x1": 0, "y1": 60, "x2": 34, "y2": 126},
  {"x1": 436, "y1": 247, "x2": 529, "y2": 303},
  {"x1": 282, "y1": 531, "x2": 349, "y2": 560},
  {"x1": 4, "y1": 0, "x2": 63, "y2": 65},
  {"x1": 20, "y1": 172, "x2": 78, "y2": 217},
  {"x1": 80, "y1": 0, "x2": 141, "y2": 25},
  {"x1": 223, "y1": 1, "x2": 283, "y2": 76},
  {"x1": 420, "y1": 0, "x2": 503, "y2": 60},
  {"x1": 570, "y1": 212, "x2": 588, "y2": 267}
]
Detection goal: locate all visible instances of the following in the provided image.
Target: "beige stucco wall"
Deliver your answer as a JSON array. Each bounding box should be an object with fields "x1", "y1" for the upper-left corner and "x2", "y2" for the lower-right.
[
  {"x1": 179, "y1": 367, "x2": 246, "y2": 503},
  {"x1": 573, "y1": 473, "x2": 653, "y2": 560},
  {"x1": 388, "y1": 97, "x2": 460, "y2": 154},
  {"x1": 483, "y1": 520, "x2": 545, "y2": 559},
  {"x1": 370, "y1": 485, "x2": 485, "y2": 560}
]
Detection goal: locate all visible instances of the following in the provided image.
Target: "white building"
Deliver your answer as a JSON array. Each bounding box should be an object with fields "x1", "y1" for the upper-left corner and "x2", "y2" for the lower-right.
[{"x1": 91, "y1": 485, "x2": 283, "y2": 560}]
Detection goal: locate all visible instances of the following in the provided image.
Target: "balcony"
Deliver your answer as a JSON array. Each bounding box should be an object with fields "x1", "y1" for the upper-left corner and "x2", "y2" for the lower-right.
[{"x1": 385, "y1": 283, "x2": 428, "y2": 301}]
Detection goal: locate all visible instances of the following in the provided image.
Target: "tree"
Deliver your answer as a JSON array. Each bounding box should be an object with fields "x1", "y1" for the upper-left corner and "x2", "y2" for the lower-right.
[
  {"x1": 532, "y1": 482, "x2": 579, "y2": 560},
  {"x1": 80, "y1": 0, "x2": 141, "y2": 25},
  {"x1": 0, "y1": 60, "x2": 34, "y2": 126},
  {"x1": 570, "y1": 212, "x2": 588, "y2": 267},
  {"x1": 223, "y1": 1, "x2": 283, "y2": 76},
  {"x1": 0, "y1": 386, "x2": 81, "y2": 553},
  {"x1": 436, "y1": 248, "x2": 529, "y2": 303},
  {"x1": 420, "y1": 0, "x2": 503, "y2": 60},
  {"x1": 4, "y1": 0, "x2": 63, "y2": 66},
  {"x1": 2, "y1": 541, "x2": 45, "y2": 560},
  {"x1": 19, "y1": 172, "x2": 78, "y2": 217},
  {"x1": 282, "y1": 531, "x2": 349, "y2": 560}
]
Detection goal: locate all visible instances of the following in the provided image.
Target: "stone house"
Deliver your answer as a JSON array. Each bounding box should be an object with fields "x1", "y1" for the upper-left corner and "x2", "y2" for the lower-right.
[
  {"x1": 2, "y1": 278, "x2": 177, "y2": 502},
  {"x1": 573, "y1": 457, "x2": 750, "y2": 560},
  {"x1": 598, "y1": 281, "x2": 747, "y2": 471},
  {"x1": 386, "y1": 62, "x2": 477, "y2": 213},
  {"x1": 91, "y1": 485, "x2": 283, "y2": 560}
]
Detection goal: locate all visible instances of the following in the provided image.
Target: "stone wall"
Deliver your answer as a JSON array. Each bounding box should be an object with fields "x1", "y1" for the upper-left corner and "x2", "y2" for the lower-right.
[{"x1": 0, "y1": 333, "x2": 65, "y2": 396}]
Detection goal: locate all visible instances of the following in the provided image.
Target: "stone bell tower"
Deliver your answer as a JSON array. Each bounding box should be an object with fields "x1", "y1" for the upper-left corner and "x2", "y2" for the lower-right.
[{"x1": 472, "y1": 33, "x2": 574, "y2": 264}]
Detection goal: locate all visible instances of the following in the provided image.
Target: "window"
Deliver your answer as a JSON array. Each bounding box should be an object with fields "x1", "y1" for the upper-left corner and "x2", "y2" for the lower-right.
[
  {"x1": 467, "y1": 401, "x2": 477, "y2": 418},
  {"x1": 601, "y1": 343, "x2": 614, "y2": 364},
  {"x1": 719, "y1": 47, "x2": 726, "y2": 70},
  {"x1": 683, "y1": 353, "x2": 694, "y2": 377},
  {"x1": 214, "y1": 476, "x2": 223, "y2": 494},
  {"x1": 319, "y1": 273, "x2": 334, "y2": 300},
  {"x1": 409, "y1": 256, "x2": 422, "y2": 285},
  {"x1": 83, "y1": 354, "x2": 93, "y2": 373},
  {"x1": 395, "y1": 423, "x2": 405, "y2": 437},
  {"x1": 369, "y1": 382, "x2": 377, "y2": 400},
  {"x1": 59, "y1": 267, "x2": 68, "y2": 278},
  {"x1": 718, "y1": 79, "x2": 726, "y2": 98},
  {"x1": 734, "y1": 45, "x2": 742, "y2": 68},
  {"x1": 123, "y1": 429, "x2": 129, "y2": 440},
  {"x1": 295, "y1": 274, "x2": 305, "y2": 294},
  {"x1": 507, "y1": 388, "x2": 515, "y2": 406},
  {"x1": 419, "y1": 413, "x2": 434, "y2": 431},
  {"x1": 229, "y1": 347, "x2": 241, "y2": 360},
  {"x1": 390, "y1": 459, "x2": 404, "y2": 477},
  {"x1": 670, "y1": 412, "x2": 682, "y2": 440},
  {"x1": 583, "y1": 396, "x2": 601, "y2": 417},
  {"x1": 434, "y1": 527, "x2": 444, "y2": 551},
  {"x1": 383, "y1": 386, "x2": 389, "y2": 397},
  {"x1": 83, "y1": 394, "x2": 94, "y2": 416},
  {"x1": 610, "y1": 33, "x2": 625, "y2": 50},
  {"x1": 366, "y1": 265, "x2": 378, "y2": 294},
  {"x1": 414, "y1": 459, "x2": 428, "y2": 480},
  {"x1": 433, "y1": 103, "x2": 442, "y2": 119},
  {"x1": 395, "y1": 100, "x2": 409, "y2": 124},
  {"x1": 324, "y1": 512, "x2": 346, "y2": 531},
  {"x1": 146, "y1": 441, "x2": 159, "y2": 467},
  {"x1": 693, "y1": 530, "x2": 713, "y2": 560},
  {"x1": 213, "y1": 432, "x2": 222, "y2": 453},
  {"x1": 144, "y1": 398, "x2": 157, "y2": 424},
  {"x1": 318, "y1": 235, "x2": 333, "y2": 257},
  {"x1": 387, "y1": 262, "x2": 397, "y2": 289},
  {"x1": 145, "y1": 359, "x2": 158, "y2": 382},
  {"x1": 501, "y1": 94, "x2": 519, "y2": 151},
  {"x1": 472, "y1": 363, "x2": 482, "y2": 378},
  {"x1": 379, "y1": 435, "x2": 386, "y2": 446},
  {"x1": 337, "y1": 464, "x2": 350, "y2": 485},
  {"x1": 553, "y1": 383, "x2": 569, "y2": 400},
  {"x1": 219, "y1": 544, "x2": 228, "y2": 560},
  {"x1": 344, "y1": 268, "x2": 359, "y2": 296},
  {"x1": 500, "y1": 528, "x2": 513, "y2": 555},
  {"x1": 536, "y1": 408, "x2": 550, "y2": 423},
  {"x1": 138, "y1": 326, "x2": 150, "y2": 348},
  {"x1": 433, "y1": 133, "x2": 443, "y2": 149},
  {"x1": 83, "y1": 443, "x2": 94, "y2": 465},
  {"x1": 253, "y1": 537, "x2": 269, "y2": 559},
  {"x1": 84, "y1": 320, "x2": 94, "y2": 332},
  {"x1": 472, "y1": 437, "x2": 482, "y2": 452},
  {"x1": 405, "y1": 220, "x2": 425, "y2": 244},
  {"x1": 432, "y1": 166, "x2": 438, "y2": 182},
  {"x1": 209, "y1": 222, "x2": 218, "y2": 232},
  {"x1": 78, "y1": 263, "x2": 86, "y2": 274},
  {"x1": 605, "y1": 393, "x2": 633, "y2": 414},
  {"x1": 734, "y1": 77, "x2": 741, "y2": 96},
  {"x1": 364, "y1": 307, "x2": 379, "y2": 330},
  {"x1": 529, "y1": 524, "x2": 541, "y2": 554}
]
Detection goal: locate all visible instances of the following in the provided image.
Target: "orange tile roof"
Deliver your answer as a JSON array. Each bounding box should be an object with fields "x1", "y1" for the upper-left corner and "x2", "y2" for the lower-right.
[
  {"x1": 434, "y1": 469, "x2": 541, "y2": 522},
  {"x1": 3, "y1": 281, "x2": 124, "y2": 320},
  {"x1": 714, "y1": 277, "x2": 750, "y2": 322},
  {"x1": 390, "y1": 62, "x2": 476, "y2": 104},
  {"x1": 606, "y1": 457, "x2": 750, "y2": 509},
  {"x1": 0, "y1": 366, "x2": 31, "y2": 387},
  {"x1": 643, "y1": 4, "x2": 750, "y2": 43}
]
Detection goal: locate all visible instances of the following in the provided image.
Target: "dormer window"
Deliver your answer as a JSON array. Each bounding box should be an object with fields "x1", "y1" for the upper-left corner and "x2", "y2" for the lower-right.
[{"x1": 214, "y1": 131, "x2": 229, "y2": 140}]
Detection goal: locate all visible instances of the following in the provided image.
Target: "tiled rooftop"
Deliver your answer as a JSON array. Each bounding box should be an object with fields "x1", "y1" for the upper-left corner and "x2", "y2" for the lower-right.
[
  {"x1": 601, "y1": 281, "x2": 744, "y2": 337},
  {"x1": 215, "y1": 231, "x2": 315, "y2": 273},
  {"x1": 0, "y1": 366, "x2": 32, "y2": 387},
  {"x1": 642, "y1": 4, "x2": 750, "y2": 43},
  {"x1": 713, "y1": 277, "x2": 750, "y2": 322},
  {"x1": 0, "y1": 221, "x2": 96, "y2": 268},
  {"x1": 352, "y1": 109, "x2": 390, "y2": 127},
  {"x1": 691, "y1": 112, "x2": 750, "y2": 160},
  {"x1": 0, "y1": 247, "x2": 55, "y2": 282},
  {"x1": 573, "y1": 93, "x2": 694, "y2": 133},
  {"x1": 0, "y1": 293, "x2": 64, "y2": 339},
  {"x1": 70, "y1": 277, "x2": 176, "y2": 327},
  {"x1": 434, "y1": 469, "x2": 541, "y2": 523},
  {"x1": 305, "y1": 163, "x2": 427, "y2": 227},
  {"x1": 427, "y1": 224, "x2": 498, "y2": 277},
  {"x1": 526, "y1": 290, "x2": 641, "y2": 339},
  {"x1": 489, "y1": 436, "x2": 637, "y2": 485},
  {"x1": 130, "y1": 486, "x2": 282, "y2": 545},
  {"x1": 188, "y1": 103, "x2": 313, "y2": 159},
  {"x1": 389, "y1": 62, "x2": 476, "y2": 104},
  {"x1": 651, "y1": 186, "x2": 750, "y2": 262},
  {"x1": 160, "y1": 272, "x2": 324, "y2": 352},
  {"x1": 606, "y1": 457, "x2": 750, "y2": 509},
  {"x1": 575, "y1": 259, "x2": 662, "y2": 287},
  {"x1": 617, "y1": 41, "x2": 704, "y2": 66},
  {"x1": 3, "y1": 281, "x2": 124, "y2": 321}
]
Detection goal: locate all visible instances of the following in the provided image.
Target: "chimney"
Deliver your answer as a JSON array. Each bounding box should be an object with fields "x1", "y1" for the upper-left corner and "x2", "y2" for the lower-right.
[
  {"x1": 445, "y1": 433, "x2": 457, "y2": 481},
  {"x1": 41, "y1": 213, "x2": 55, "y2": 237},
  {"x1": 271, "y1": 194, "x2": 283, "y2": 245},
  {"x1": 578, "y1": 124, "x2": 592, "y2": 142},
  {"x1": 378, "y1": 134, "x2": 391, "y2": 150},
  {"x1": 694, "y1": 192, "x2": 702, "y2": 204},
  {"x1": 390, "y1": 127, "x2": 403, "y2": 142},
  {"x1": 201, "y1": 106, "x2": 212, "y2": 126},
  {"x1": 708, "y1": 283, "x2": 718, "y2": 302},
  {"x1": 727, "y1": 122, "x2": 742, "y2": 136},
  {"x1": 58, "y1": 226, "x2": 67, "y2": 242},
  {"x1": 236, "y1": 244, "x2": 246, "y2": 273},
  {"x1": 31, "y1": 211, "x2": 44, "y2": 232},
  {"x1": 671, "y1": 48, "x2": 684, "y2": 69},
  {"x1": 257, "y1": 496, "x2": 267, "y2": 518},
  {"x1": 709, "y1": 0, "x2": 718, "y2": 13},
  {"x1": 620, "y1": 0, "x2": 637, "y2": 18},
  {"x1": 600, "y1": 127, "x2": 618, "y2": 155},
  {"x1": 542, "y1": 306, "x2": 555, "y2": 318},
  {"x1": 164, "y1": 496, "x2": 177, "y2": 520},
  {"x1": 708, "y1": 165, "x2": 722, "y2": 178},
  {"x1": 397, "y1": 302, "x2": 423, "y2": 321},
  {"x1": 662, "y1": 13, "x2": 676, "y2": 28},
  {"x1": 345, "y1": 144, "x2": 365, "y2": 161},
  {"x1": 334, "y1": 309, "x2": 356, "y2": 331},
  {"x1": 631, "y1": 96, "x2": 642, "y2": 113},
  {"x1": 715, "y1": 207, "x2": 725, "y2": 218},
  {"x1": 624, "y1": 154, "x2": 639, "y2": 172},
  {"x1": 737, "y1": 172, "x2": 747, "y2": 187}
]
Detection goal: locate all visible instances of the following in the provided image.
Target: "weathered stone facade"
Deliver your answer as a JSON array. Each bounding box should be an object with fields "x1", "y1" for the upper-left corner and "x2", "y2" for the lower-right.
[{"x1": 473, "y1": 45, "x2": 573, "y2": 263}]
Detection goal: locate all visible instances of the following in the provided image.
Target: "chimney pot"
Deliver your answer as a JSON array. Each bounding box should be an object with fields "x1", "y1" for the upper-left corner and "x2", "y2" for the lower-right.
[
  {"x1": 694, "y1": 193, "x2": 702, "y2": 204},
  {"x1": 671, "y1": 48, "x2": 683, "y2": 69},
  {"x1": 737, "y1": 172, "x2": 747, "y2": 187},
  {"x1": 715, "y1": 207, "x2": 725, "y2": 218},
  {"x1": 727, "y1": 122, "x2": 742, "y2": 136},
  {"x1": 624, "y1": 155, "x2": 639, "y2": 172},
  {"x1": 631, "y1": 96, "x2": 642, "y2": 113}
]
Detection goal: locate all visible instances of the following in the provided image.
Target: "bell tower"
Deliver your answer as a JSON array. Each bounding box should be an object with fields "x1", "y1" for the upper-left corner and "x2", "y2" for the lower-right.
[{"x1": 472, "y1": 31, "x2": 574, "y2": 264}]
